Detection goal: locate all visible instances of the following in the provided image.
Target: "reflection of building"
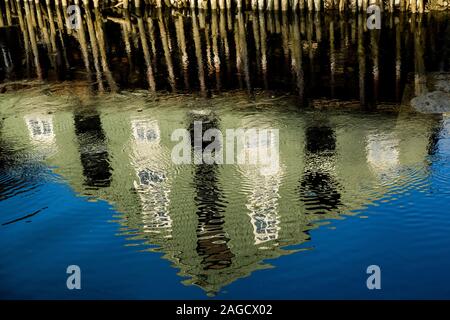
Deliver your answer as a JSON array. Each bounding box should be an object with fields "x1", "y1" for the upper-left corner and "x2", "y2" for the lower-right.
[
  {"x1": 0, "y1": 93, "x2": 441, "y2": 294},
  {"x1": 23, "y1": 114, "x2": 59, "y2": 161},
  {"x1": 25, "y1": 115, "x2": 55, "y2": 143},
  {"x1": 366, "y1": 132, "x2": 400, "y2": 174}
]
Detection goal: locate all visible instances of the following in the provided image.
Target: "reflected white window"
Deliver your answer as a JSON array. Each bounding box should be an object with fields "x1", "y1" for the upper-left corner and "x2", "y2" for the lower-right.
[
  {"x1": 132, "y1": 120, "x2": 160, "y2": 143},
  {"x1": 237, "y1": 124, "x2": 282, "y2": 245},
  {"x1": 239, "y1": 129, "x2": 280, "y2": 176},
  {"x1": 366, "y1": 133, "x2": 400, "y2": 172},
  {"x1": 24, "y1": 115, "x2": 55, "y2": 143}
]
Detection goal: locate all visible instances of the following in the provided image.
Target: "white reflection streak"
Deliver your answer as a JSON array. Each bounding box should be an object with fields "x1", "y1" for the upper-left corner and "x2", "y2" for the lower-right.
[
  {"x1": 240, "y1": 129, "x2": 281, "y2": 246},
  {"x1": 24, "y1": 114, "x2": 57, "y2": 158},
  {"x1": 366, "y1": 133, "x2": 400, "y2": 175},
  {"x1": 131, "y1": 119, "x2": 172, "y2": 237},
  {"x1": 25, "y1": 114, "x2": 56, "y2": 143}
]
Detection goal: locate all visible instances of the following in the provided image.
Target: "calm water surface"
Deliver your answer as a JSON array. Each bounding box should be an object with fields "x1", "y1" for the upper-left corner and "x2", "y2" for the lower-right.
[{"x1": 1, "y1": 5, "x2": 450, "y2": 299}]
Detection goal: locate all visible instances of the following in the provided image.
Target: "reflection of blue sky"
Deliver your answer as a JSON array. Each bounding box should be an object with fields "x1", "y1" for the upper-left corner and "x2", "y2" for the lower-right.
[{"x1": 0, "y1": 171, "x2": 204, "y2": 299}]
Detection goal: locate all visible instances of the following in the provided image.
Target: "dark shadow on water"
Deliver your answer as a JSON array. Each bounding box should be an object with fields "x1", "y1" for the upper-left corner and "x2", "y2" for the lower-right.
[
  {"x1": 300, "y1": 171, "x2": 342, "y2": 213},
  {"x1": 305, "y1": 125, "x2": 336, "y2": 154},
  {"x1": 74, "y1": 112, "x2": 112, "y2": 188},
  {"x1": 300, "y1": 124, "x2": 342, "y2": 214},
  {"x1": 188, "y1": 112, "x2": 234, "y2": 278}
]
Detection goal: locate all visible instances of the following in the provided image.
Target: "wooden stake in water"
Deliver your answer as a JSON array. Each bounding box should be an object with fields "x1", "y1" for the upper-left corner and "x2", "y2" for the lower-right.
[
  {"x1": 339, "y1": 0, "x2": 346, "y2": 12},
  {"x1": 358, "y1": 15, "x2": 366, "y2": 106},
  {"x1": 259, "y1": 12, "x2": 268, "y2": 89},
  {"x1": 4, "y1": 0, "x2": 13, "y2": 26},
  {"x1": 211, "y1": 10, "x2": 221, "y2": 90},
  {"x1": 292, "y1": 13, "x2": 304, "y2": 103},
  {"x1": 411, "y1": 0, "x2": 417, "y2": 13},
  {"x1": 175, "y1": 15, "x2": 190, "y2": 89},
  {"x1": 258, "y1": 0, "x2": 265, "y2": 10},
  {"x1": 314, "y1": 0, "x2": 321, "y2": 11},
  {"x1": 94, "y1": 8, "x2": 118, "y2": 92},
  {"x1": 191, "y1": 9, "x2": 206, "y2": 95},
  {"x1": 85, "y1": 7, "x2": 104, "y2": 92},
  {"x1": 330, "y1": 20, "x2": 336, "y2": 98},
  {"x1": 395, "y1": 14, "x2": 402, "y2": 100},
  {"x1": 23, "y1": 0, "x2": 42, "y2": 80},
  {"x1": 414, "y1": 15, "x2": 426, "y2": 96},
  {"x1": 137, "y1": 7, "x2": 156, "y2": 91},
  {"x1": 418, "y1": 0, "x2": 424, "y2": 12},
  {"x1": 157, "y1": 9, "x2": 176, "y2": 91}
]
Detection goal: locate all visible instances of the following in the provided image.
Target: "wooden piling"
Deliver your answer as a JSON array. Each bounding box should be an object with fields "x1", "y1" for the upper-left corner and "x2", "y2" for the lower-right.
[
  {"x1": 157, "y1": 9, "x2": 176, "y2": 92},
  {"x1": 191, "y1": 9, "x2": 207, "y2": 95},
  {"x1": 23, "y1": 0, "x2": 42, "y2": 79},
  {"x1": 258, "y1": 0, "x2": 265, "y2": 10},
  {"x1": 211, "y1": 10, "x2": 221, "y2": 90},
  {"x1": 395, "y1": 14, "x2": 402, "y2": 100},
  {"x1": 418, "y1": 0, "x2": 424, "y2": 12},
  {"x1": 258, "y1": 12, "x2": 267, "y2": 89},
  {"x1": 1, "y1": 0, "x2": 437, "y2": 13},
  {"x1": 4, "y1": 0, "x2": 13, "y2": 26},
  {"x1": 94, "y1": 8, "x2": 118, "y2": 92},
  {"x1": 411, "y1": 0, "x2": 417, "y2": 13},
  {"x1": 175, "y1": 15, "x2": 190, "y2": 89},
  {"x1": 292, "y1": 13, "x2": 304, "y2": 102},
  {"x1": 370, "y1": 27, "x2": 379, "y2": 103},
  {"x1": 339, "y1": 0, "x2": 346, "y2": 12},
  {"x1": 414, "y1": 15, "x2": 426, "y2": 96},
  {"x1": 219, "y1": 10, "x2": 232, "y2": 83},
  {"x1": 330, "y1": 20, "x2": 336, "y2": 98},
  {"x1": 85, "y1": 6, "x2": 104, "y2": 92},
  {"x1": 137, "y1": 7, "x2": 156, "y2": 91},
  {"x1": 252, "y1": 12, "x2": 261, "y2": 80},
  {"x1": 314, "y1": 0, "x2": 321, "y2": 11},
  {"x1": 357, "y1": 14, "x2": 366, "y2": 106}
]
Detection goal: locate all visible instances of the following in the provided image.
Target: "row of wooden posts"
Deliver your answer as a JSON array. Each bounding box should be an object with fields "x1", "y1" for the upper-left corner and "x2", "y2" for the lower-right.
[
  {"x1": 0, "y1": 0, "x2": 430, "y2": 13},
  {"x1": 1, "y1": 0, "x2": 436, "y2": 104}
]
